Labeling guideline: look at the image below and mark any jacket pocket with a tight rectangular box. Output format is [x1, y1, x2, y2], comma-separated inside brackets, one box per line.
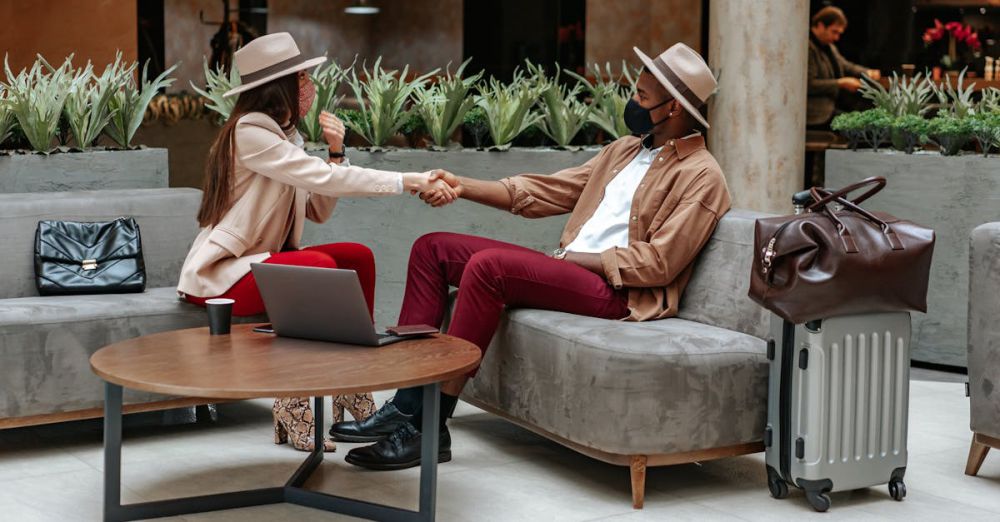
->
[207, 226, 250, 257]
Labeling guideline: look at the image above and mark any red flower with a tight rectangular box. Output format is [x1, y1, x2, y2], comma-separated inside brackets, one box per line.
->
[945, 21, 962, 32]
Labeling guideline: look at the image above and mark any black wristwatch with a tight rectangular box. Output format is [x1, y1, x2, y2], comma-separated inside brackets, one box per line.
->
[328, 149, 346, 158]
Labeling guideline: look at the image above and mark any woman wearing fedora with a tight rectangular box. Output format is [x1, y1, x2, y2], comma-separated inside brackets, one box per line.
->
[177, 32, 457, 453]
[331, 43, 734, 471]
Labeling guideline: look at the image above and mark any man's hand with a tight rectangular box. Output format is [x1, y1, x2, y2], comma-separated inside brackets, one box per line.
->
[418, 169, 463, 207]
[319, 110, 345, 153]
[837, 77, 862, 92]
[865, 69, 882, 81]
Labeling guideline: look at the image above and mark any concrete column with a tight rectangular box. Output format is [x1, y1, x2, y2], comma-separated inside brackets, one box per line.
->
[707, 0, 808, 214]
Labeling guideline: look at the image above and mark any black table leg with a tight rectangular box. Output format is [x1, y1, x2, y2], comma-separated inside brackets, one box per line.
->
[419, 382, 441, 521]
[101, 384, 440, 521]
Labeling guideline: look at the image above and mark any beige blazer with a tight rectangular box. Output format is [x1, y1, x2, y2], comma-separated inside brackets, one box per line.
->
[177, 112, 418, 298]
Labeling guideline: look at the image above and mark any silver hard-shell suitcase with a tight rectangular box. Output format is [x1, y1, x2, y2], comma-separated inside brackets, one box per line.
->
[764, 312, 910, 512]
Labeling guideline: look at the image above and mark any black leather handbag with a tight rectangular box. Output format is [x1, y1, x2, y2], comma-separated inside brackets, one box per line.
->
[34, 217, 147, 295]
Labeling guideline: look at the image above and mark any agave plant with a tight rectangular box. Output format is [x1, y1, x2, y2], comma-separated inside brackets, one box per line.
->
[2, 55, 75, 152]
[565, 62, 639, 140]
[474, 68, 543, 150]
[0, 87, 16, 147]
[411, 58, 482, 149]
[63, 57, 122, 148]
[859, 73, 932, 117]
[190, 58, 240, 122]
[526, 61, 591, 148]
[105, 60, 176, 148]
[346, 58, 438, 148]
[931, 68, 976, 118]
[980, 87, 1000, 114]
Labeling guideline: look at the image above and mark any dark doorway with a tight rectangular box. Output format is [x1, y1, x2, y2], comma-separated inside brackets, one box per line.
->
[137, 0, 165, 76]
[463, 0, 586, 81]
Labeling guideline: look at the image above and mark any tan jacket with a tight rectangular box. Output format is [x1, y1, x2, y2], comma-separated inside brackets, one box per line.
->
[177, 112, 417, 298]
[500, 134, 731, 321]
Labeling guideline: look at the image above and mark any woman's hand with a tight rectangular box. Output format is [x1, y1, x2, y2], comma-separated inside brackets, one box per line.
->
[319, 110, 345, 153]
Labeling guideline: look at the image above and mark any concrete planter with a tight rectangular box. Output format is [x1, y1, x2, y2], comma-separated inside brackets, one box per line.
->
[302, 147, 601, 325]
[825, 149, 1000, 368]
[0, 148, 169, 193]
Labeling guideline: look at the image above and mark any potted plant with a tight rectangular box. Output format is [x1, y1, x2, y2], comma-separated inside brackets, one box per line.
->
[922, 19, 981, 72]
[474, 67, 543, 151]
[565, 61, 639, 142]
[345, 58, 437, 150]
[526, 61, 591, 150]
[411, 58, 482, 151]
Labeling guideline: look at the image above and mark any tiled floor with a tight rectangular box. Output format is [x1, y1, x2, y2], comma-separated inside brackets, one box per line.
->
[1, 378, 997, 521]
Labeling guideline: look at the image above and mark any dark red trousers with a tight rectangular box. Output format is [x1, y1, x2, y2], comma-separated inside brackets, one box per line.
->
[185, 242, 377, 319]
[397, 233, 629, 360]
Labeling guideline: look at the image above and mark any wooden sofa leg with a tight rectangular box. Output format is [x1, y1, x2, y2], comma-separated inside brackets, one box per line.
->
[630, 455, 647, 509]
[966, 434, 991, 476]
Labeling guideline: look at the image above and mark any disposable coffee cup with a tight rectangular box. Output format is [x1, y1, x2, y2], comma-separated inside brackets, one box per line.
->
[205, 298, 235, 335]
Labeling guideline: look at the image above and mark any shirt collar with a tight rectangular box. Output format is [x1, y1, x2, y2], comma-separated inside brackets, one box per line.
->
[674, 133, 705, 160]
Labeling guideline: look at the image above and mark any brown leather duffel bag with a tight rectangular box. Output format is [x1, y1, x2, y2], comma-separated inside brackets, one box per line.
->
[748, 176, 935, 324]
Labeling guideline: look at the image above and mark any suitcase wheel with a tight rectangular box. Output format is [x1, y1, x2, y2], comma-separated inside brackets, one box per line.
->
[805, 489, 831, 512]
[765, 465, 789, 499]
[767, 476, 789, 499]
[889, 479, 906, 501]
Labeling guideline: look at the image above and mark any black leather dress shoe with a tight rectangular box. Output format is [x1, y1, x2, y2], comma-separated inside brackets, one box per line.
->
[329, 401, 413, 442]
[344, 423, 451, 471]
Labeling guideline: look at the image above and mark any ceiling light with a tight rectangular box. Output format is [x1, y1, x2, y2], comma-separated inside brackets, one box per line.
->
[345, 1, 379, 15]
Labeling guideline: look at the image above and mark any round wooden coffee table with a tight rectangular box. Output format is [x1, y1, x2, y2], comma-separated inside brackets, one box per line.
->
[90, 323, 480, 522]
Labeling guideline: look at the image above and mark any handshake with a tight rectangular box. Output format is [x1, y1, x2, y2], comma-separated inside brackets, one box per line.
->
[412, 170, 462, 208]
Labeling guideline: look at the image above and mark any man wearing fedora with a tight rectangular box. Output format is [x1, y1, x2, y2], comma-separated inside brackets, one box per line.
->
[332, 43, 732, 470]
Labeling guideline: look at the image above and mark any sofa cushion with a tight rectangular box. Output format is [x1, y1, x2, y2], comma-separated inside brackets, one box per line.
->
[0, 287, 245, 418]
[0, 188, 202, 299]
[678, 209, 772, 339]
[462, 308, 769, 456]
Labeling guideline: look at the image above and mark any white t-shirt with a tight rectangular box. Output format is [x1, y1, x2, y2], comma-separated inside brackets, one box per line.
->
[565, 144, 663, 253]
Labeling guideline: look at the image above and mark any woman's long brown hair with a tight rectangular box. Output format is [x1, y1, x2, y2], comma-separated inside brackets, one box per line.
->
[197, 73, 301, 227]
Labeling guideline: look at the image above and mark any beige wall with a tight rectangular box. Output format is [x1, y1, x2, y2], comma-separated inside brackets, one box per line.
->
[0, 0, 137, 74]
[586, 0, 702, 68]
[164, 0, 222, 92]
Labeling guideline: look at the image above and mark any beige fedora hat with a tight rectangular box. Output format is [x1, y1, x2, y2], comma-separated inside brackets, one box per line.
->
[223, 32, 326, 98]
[633, 43, 716, 129]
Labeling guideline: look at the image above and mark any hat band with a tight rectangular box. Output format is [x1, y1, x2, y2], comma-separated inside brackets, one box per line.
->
[653, 57, 705, 108]
[240, 53, 310, 85]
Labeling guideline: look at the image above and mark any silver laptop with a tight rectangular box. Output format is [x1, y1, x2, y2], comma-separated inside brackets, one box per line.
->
[251, 263, 409, 346]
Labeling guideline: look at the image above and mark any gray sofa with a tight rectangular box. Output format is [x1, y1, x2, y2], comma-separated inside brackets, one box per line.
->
[966, 222, 1000, 476]
[460, 209, 772, 508]
[0, 188, 226, 428]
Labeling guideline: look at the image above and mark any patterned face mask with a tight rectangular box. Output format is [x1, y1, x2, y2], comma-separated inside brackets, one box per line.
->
[298, 74, 316, 118]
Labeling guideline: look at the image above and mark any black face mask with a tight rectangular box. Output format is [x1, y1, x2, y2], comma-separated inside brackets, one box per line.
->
[623, 98, 670, 135]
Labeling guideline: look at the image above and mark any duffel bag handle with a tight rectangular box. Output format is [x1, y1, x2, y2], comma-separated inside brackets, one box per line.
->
[807, 176, 886, 211]
[810, 186, 905, 251]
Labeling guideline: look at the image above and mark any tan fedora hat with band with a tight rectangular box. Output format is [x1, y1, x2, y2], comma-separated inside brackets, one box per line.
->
[633, 43, 716, 129]
[223, 32, 326, 98]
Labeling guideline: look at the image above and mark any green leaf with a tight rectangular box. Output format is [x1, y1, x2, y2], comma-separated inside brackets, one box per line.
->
[346, 57, 439, 147]
[411, 58, 482, 147]
[473, 66, 543, 149]
[2, 54, 75, 152]
[190, 57, 240, 122]
[526, 61, 591, 148]
[106, 59, 176, 148]
[565, 61, 639, 140]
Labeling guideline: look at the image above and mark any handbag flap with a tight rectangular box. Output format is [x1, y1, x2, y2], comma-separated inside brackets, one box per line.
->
[35, 218, 142, 265]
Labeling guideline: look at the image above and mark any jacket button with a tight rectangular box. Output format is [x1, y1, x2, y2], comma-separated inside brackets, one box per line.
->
[631, 216, 638, 221]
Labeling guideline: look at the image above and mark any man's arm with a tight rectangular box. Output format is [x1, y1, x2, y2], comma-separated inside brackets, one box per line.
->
[422, 173, 511, 210]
